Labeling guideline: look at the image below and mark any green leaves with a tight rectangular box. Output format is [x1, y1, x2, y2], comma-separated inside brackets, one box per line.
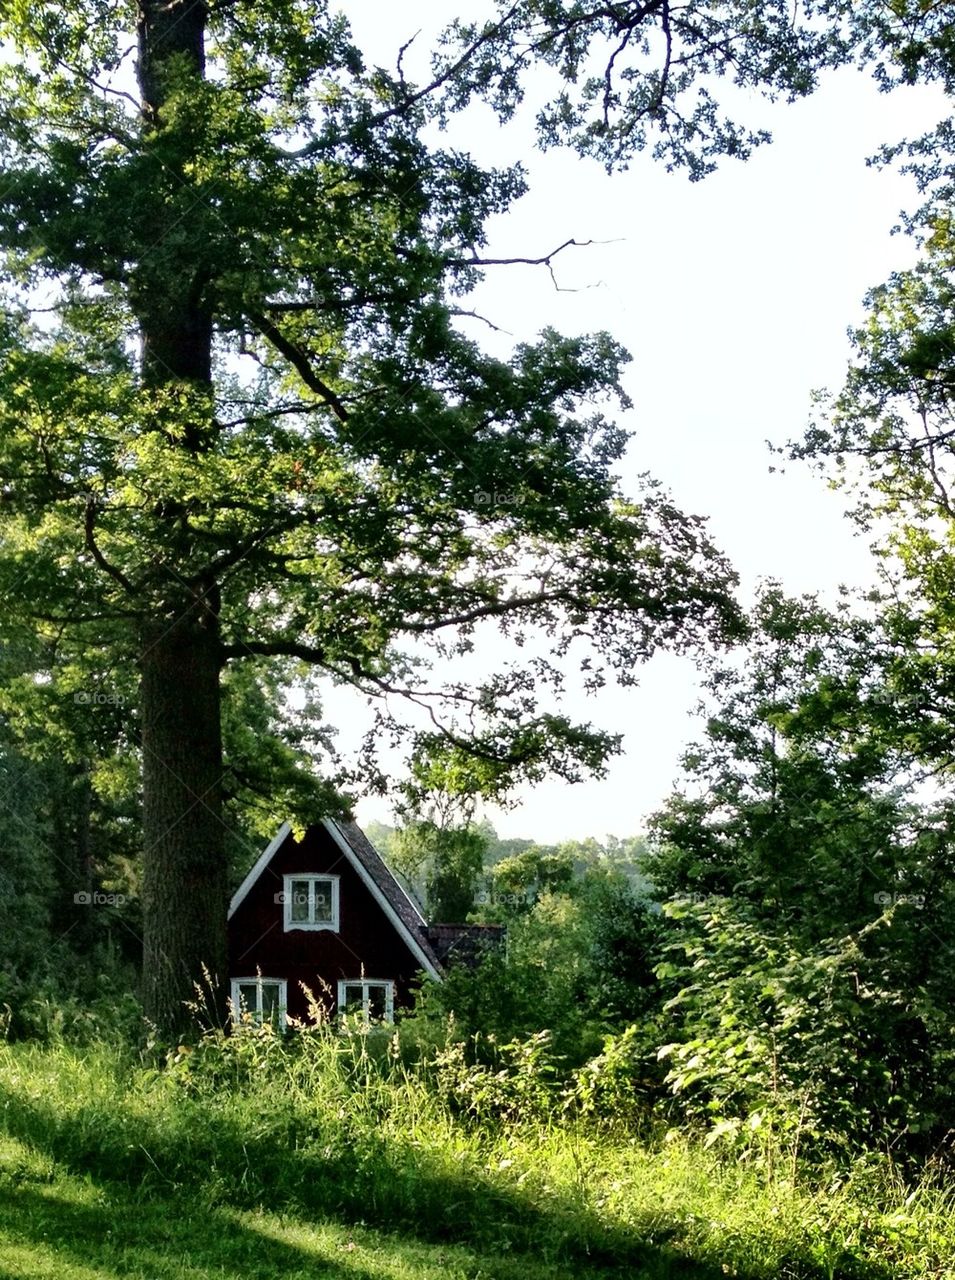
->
[651, 891, 955, 1158]
[0, 0, 748, 839]
[639, 583, 955, 1159]
[435, 0, 856, 175]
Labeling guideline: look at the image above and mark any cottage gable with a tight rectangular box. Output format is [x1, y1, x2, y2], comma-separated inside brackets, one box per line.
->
[227, 818, 442, 1025]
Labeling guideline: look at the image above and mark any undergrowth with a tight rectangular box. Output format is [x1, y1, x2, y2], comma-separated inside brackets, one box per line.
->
[0, 1020, 953, 1277]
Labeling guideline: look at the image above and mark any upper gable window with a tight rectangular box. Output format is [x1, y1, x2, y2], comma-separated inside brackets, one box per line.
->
[282, 874, 339, 931]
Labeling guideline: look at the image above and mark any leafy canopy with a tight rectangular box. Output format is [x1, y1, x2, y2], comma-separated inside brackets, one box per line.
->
[0, 0, 761, 815]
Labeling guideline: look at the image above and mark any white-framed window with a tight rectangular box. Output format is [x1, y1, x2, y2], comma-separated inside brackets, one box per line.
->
[337, 978, 395, 1024]
[230, 976, 288, 1027]
[281, 874, 340, 931]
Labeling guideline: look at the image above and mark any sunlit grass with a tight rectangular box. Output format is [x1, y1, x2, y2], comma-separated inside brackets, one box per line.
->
[0, 1034, 953, 1279]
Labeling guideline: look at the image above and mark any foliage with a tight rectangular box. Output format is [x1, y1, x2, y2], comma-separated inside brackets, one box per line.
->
[438, 1, 876, 177]
[0, 0, 790, 1027]
[414, 862, 662, 1063]
[789, 223, 955, 782]
[642, 588, 955, 1161]
[485, 842, 576, 909]
[384, 819, 488, 921]
[430, 1029, 560, 1124]
[0, 0, 748, 813]
[369, 816, 652, 915]
[0, 643, 341, 1022]
[0, 702, 142, 1030]
[568, 1022, 668, 1127]
[646, 587, 932, 938]
[654, 897, 955, 1164]
[0, 734, 57, 1005]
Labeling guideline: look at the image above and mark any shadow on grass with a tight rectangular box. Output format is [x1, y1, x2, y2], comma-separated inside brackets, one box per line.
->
[0, 1083, 893, 1280]
[0, 1177, 732, 1280]
[1, 1182, 377, 1280]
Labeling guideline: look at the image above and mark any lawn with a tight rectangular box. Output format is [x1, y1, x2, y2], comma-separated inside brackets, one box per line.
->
[0, 1129, 739, 1280]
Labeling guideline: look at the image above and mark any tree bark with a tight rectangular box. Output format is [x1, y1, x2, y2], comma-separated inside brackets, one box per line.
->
[136, 0, 226, 1035]
[140, 597, 226, 1032]
[137, 0, 206, 118]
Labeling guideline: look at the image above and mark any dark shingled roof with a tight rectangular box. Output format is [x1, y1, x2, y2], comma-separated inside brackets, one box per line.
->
[331, 818, 443, 975]
[426, 922, 506, 968]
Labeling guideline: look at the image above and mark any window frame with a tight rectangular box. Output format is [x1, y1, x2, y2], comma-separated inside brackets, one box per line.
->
[337, 978, 395, 1024]
[282, 873, 340, 932]
[230, 976, 288, 1027]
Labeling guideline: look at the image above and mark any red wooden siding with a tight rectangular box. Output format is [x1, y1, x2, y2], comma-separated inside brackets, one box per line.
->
[227, 824, 427, 1023]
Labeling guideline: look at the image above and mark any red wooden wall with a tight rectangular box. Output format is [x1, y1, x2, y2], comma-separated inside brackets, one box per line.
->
[227, 824, 426, 1023]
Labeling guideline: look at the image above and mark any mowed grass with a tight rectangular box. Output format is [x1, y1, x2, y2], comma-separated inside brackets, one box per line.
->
[0, 1034, 953, 1280]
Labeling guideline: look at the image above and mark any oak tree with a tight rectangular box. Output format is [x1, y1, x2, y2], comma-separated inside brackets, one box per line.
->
[0, 0, 929, 1032]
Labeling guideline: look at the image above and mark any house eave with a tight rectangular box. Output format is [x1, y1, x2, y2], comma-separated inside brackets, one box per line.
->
[228, 821, 292, 919]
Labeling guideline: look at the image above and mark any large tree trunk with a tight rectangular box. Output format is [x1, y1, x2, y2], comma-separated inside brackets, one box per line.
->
[136, 0, 226, 1034]
[140, 601, 226, 1033]
[137, 0, 206, 117]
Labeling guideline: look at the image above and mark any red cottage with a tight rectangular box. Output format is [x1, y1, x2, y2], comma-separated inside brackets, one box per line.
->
[227, 817, 444, 1025]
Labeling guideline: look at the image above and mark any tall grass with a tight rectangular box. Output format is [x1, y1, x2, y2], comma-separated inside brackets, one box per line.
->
[0, 1021, 953, 1278]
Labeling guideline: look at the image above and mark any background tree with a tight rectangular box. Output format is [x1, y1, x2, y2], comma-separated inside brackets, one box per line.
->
[646, 586, 922, 935]
[792, 229, 955, 766]
[641, 586, 955, 1157]
[384, 820, 488, 921]
[486, 843, 575, 909]
[417, 854, 661, 1063]
[0, 621, 332, 1028]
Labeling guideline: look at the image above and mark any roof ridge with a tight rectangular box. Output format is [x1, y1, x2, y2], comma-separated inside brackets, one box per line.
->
[329, 818, 442, 974]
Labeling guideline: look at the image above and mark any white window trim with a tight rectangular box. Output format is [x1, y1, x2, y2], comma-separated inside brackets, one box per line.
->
[282, 873, 340, 932]
[337, 978, 395, 1024]
[230, 976, 288, 1027]
[228, 820, 442, 983]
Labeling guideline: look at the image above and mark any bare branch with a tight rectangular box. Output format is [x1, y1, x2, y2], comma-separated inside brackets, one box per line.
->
[396, 29, 422, 86]
[452, 236, 596, 268]
[449, 307, 513, 335]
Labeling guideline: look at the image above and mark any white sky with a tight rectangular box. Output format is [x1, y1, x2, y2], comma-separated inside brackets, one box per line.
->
[325, 5, 950, 843]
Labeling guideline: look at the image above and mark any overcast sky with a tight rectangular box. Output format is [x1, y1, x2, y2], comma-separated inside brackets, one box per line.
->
[326, 4, 950, 843]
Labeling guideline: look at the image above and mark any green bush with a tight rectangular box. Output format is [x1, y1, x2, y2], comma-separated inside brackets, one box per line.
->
[652, 897, 955, 1165]
[411, 870, 662, 1065]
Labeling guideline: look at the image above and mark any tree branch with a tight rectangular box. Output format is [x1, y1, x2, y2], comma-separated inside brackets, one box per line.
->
[281, 3, 523, 157]
[449, 307, 513, 334]
[402, 588, 579, 633]
[221, 638, 329, 664]
[84, 499, 139, 595]
[451, 236, 597, 268]
[247, 311, 351, 422]
[918, 404, 954, 517]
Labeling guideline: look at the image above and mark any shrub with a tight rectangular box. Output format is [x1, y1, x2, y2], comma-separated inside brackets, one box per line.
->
[653, 897, 955, 1165]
